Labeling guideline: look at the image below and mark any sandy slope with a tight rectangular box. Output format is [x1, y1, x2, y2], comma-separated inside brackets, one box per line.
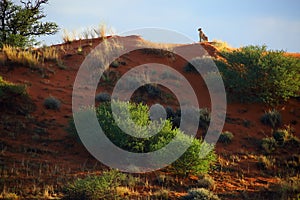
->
[0, 36, 299, 199]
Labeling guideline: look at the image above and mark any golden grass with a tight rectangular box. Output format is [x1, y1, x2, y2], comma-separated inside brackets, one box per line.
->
[95, 23, 107, 38]
[94, 23, 114, 38]
[211, 39, 234, 51]
[95, 38, 124, 70]
[62, 23, 114, 44]
[41, 46, 59, 61]
[2, 45, 63, 68]
[0, 192, 20, 200]
[62, 29, 77, 43]
[3, 45, 40, 68]
[116, 186, 139, 197]
[137, 39, 178, 52]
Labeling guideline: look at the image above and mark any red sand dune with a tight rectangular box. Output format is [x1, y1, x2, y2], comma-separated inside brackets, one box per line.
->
[0, 36, 299, 199]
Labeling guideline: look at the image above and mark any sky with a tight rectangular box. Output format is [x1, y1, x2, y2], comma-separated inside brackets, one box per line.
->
[37, 0, 300, 52]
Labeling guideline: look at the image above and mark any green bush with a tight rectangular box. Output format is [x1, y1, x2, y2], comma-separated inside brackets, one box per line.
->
[261, 109, 282, 128]
[0, 76, 27, 98]
[151, 189, 170, 200]
[170, 136, 216, 176]
[140, 84, 161, 98]
[91, 101, 175, 153]
[218, 131, 234, 144]
[69, 101, 216, 176]
[257, 155, 275, 170]
[95, 92, 111, 102]
[184, 56, 214, 73]
[110, 60, 120, 68]
[182, 188, 220, 200]
[272, 127, 300, 147]
[63, 170, 127, 200]
[269, 177, 300, 199]
[215, 45, 300, 105]
[261, 137, 277, 153]
[43, 96, 61, 110]
[272, 129, 290, 145]
[198, 108, 211, 131]
[196, 175, 215, 190]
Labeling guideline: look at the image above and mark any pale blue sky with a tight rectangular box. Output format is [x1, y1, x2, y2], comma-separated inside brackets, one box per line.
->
[39, 0, 300, 52]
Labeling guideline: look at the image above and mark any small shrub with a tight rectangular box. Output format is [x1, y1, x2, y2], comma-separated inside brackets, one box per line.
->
[115, 187, 131, 197]
[95, 92, 111, 102]
[160, 70, 180, 80]
[257, 155, 275, 170]
[63, 170, 127, 200]
[0, 76, 27, 98]
[288, 135, 300, 147]
[197, 175, 215, 190]
[142, 84, 161, 98]
[261, 137, 277, 153]
[165, 106, 175, 119]
[182, 188, 220, 200]
[261, 109, 282, 128]
[272, 129, 290, 145]
[141, 48, 173, 57]
[99, 70, 120, 86]
[273, 127, 300, 147]
[170, 136, 217, 176]
[57, 60, 68, 70]
[43, 96, 61, 110]
[199, 108, 211, 131]
[151, 189, 170, 200]
[77, 46, 83, 55]
[0, 76, 33, 113]
[218, 131, 234, 144]
[184, 56, 214, 74]
[110, 60, 120, 68]
[270, 177, 300, 199]
[203, 72, 224, 93]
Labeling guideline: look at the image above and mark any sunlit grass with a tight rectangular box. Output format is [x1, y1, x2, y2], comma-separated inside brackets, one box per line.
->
[3, 45, 40, 68]
[41, 46, 59, 61]
[137, 39, 178, 52]
[211, 39, 234, 51]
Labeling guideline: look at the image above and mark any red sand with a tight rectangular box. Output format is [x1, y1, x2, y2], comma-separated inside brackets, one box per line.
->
[0, 36, 299, 199]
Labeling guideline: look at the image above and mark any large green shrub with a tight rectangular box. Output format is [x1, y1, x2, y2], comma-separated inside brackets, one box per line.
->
[69, 101, 216, 176]
[215, 45, 300, 105]
[93, 101, 176, 153]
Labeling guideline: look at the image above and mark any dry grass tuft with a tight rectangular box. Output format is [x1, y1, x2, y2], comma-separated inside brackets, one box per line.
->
[211, 39, 234, 51]
[41, 46, 59, 62]
[3, 45, 40, 68]
[137, 39, 178, 52]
